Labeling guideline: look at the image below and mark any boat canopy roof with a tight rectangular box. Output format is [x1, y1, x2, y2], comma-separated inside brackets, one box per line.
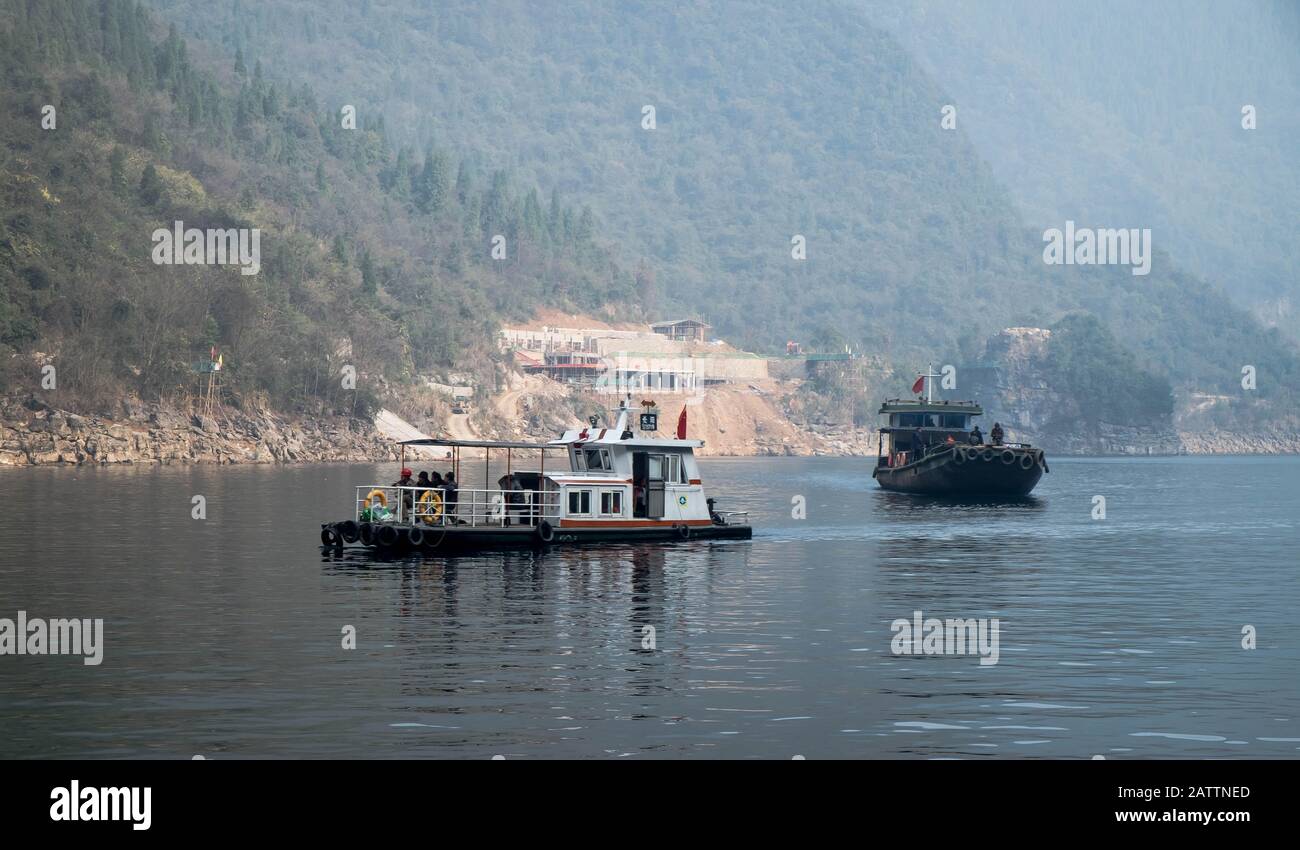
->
[398, 437, 552, 449]
[548, 429, 703, 449]
[878, 399, 983, 416]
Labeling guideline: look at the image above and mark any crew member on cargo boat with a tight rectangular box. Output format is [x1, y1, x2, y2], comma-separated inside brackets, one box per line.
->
[991, 422, 1004, 446]
[969, 425, 983, 445]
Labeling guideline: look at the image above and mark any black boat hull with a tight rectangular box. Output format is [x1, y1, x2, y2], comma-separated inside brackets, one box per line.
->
[321, 519, 752, 554]
[873, 445, 1046, 496]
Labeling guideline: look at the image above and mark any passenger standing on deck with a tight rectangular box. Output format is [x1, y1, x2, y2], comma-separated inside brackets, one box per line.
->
[970, 425, 983, 445]
[443, 472, 459, 523]
[991, 422, 1004, 446]
[509, 475, 527, 526]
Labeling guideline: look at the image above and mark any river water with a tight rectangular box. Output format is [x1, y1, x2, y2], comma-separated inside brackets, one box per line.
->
[1, 456, 1297, 759]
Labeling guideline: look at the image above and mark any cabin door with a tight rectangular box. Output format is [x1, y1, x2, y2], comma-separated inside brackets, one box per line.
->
[633, 452, 666, 519]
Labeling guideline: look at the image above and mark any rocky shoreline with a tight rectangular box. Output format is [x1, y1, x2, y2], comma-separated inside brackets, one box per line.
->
[1, 397, 1296, 467]
[0, 398, 396, 467]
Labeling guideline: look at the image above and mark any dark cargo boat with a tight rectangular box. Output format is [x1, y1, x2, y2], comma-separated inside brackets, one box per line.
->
[871, 369, 1048, 496]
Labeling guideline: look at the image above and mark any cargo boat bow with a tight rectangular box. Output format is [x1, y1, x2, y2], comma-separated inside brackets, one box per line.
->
[871, 368, 1048, 496]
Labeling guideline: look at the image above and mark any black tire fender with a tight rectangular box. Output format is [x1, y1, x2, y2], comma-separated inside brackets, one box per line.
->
[537, 520, 555, 543]
[376, 524, 399, 548]
[406, 525, 425, 547]
[321, 526, 341, 547]
[358, 522, 375, 546]
[337, 520, 360, 543]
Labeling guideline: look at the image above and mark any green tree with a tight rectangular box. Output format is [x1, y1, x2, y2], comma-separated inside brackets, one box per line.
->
[137, 162, 162, 205]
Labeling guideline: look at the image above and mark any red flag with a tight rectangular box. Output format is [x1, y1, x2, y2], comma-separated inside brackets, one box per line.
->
[676, 406, 687, 439]
[911, 375, 925, 394]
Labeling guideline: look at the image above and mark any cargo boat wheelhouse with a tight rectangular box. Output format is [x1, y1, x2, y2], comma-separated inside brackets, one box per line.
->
[320, 401, 752, 552]
[872, 368, 1049, 496]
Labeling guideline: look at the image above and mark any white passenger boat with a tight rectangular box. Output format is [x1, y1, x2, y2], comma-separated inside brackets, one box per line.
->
[320, 400, 752, 552]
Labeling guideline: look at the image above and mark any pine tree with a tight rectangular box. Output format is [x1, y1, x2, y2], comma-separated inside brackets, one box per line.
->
[138, 163, 163, 205]
[576, 206, 595, 243]
[522, 188, 544, 244]
[360, 248, 377, 295]
[455, 159, 472, 205]
[412, 147, 449, 215]
[109, 146, 128, 195]
[547, 188, 562, 242]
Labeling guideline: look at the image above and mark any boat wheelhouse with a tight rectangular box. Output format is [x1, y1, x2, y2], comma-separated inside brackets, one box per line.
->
[320, 401, 751, 552]
[872, 368, 1048, 496]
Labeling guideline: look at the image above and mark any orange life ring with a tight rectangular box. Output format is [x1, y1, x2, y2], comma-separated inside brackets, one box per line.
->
[417, 490, 443, 525]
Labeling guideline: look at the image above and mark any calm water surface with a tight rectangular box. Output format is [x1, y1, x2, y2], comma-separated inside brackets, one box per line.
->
[1, 456, 1298, 759]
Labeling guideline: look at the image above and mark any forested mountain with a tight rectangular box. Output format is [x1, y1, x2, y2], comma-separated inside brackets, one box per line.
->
[2, 0, 1297, 432]
[145, 0, 1299, 425]
[861, 0, 1300, 332]
[0, 0, 631, 413]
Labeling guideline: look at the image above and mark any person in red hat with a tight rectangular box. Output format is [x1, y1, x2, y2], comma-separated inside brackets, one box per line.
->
[391, 468, 415, 517]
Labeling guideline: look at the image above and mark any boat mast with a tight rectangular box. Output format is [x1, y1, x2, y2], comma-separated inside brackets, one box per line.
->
[922, 362, 940, 403]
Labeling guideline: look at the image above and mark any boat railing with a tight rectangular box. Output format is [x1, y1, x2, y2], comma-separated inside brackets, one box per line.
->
[354, 485, 562, 528]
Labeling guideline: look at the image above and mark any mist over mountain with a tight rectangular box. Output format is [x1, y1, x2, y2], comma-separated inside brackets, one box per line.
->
[147, 0, 1298, 421]
[861, 0, 1300, 332]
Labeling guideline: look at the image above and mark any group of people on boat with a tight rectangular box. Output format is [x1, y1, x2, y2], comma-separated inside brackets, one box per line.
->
[392, 467, 460, 521]
[962, 422, 1004, 446]
[390, 467, 543, 526]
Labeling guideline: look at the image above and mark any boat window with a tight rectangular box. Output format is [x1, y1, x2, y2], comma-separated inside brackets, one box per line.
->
[600, 490, 623, 516]
[940, 414, 968, 428]
[677, 454, 689, 483]
[647, 454, 664, 481]
[572, 449, 585, 471]
[583, 448, 609, 471]
[567, 489, 592, 515]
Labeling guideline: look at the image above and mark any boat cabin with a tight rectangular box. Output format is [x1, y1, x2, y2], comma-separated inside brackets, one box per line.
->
[876, 399, 983, 468]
